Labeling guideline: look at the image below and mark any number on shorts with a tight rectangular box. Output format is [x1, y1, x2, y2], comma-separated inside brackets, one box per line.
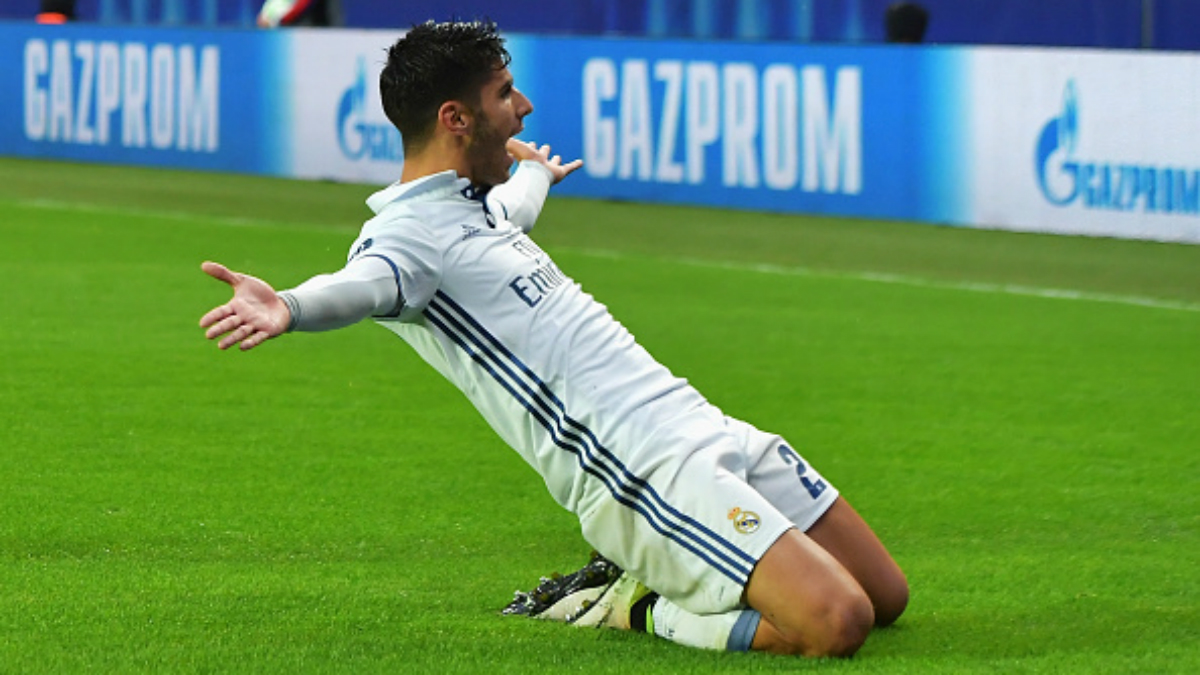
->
[776, 444, 828, 500]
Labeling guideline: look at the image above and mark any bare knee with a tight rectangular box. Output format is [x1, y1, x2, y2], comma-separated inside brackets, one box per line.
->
[803, 496, 911, 629]
[807, 591, 874, 657]
[873, 572, 910, 628]
[768, 590, 875, 658]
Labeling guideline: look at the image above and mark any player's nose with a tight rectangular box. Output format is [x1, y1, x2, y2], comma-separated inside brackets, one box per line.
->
[514, 87, 533, 118]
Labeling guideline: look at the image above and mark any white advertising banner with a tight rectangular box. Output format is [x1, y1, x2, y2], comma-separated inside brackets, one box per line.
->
[283, 28, 403, 186]
[967, 47, 1200, 243]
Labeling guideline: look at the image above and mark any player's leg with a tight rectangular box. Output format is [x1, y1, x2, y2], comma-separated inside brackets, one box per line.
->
[509, 530, 878, 657]
[741, 525, 875, 656]
[804, 497, 909, 627]
[502, 501, 877, 656]
[633, 462, 905, 656]
[640, 497, 906, 656]
[741, 499, 909, 654]
[735, 420, 908, 631]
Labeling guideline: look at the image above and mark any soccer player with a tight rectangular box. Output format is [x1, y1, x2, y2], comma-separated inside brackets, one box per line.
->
[199, 20, 908, 657]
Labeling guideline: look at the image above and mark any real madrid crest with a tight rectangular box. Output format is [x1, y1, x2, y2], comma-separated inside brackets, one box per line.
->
[728, 507, 760, 534]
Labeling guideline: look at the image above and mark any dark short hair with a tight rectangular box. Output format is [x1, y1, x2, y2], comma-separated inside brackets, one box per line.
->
[380, 20, 511, 153]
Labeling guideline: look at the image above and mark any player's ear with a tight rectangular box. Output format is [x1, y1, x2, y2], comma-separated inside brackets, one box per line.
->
[438, 101, 472, 137]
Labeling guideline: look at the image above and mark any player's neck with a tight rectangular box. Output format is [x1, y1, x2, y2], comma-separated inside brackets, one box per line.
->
[400, 140, 473, 185]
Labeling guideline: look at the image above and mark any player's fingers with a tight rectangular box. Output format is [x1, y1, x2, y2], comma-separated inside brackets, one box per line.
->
[217, 324, 254, 350]
[551, 158, 584, 183]
[240, 330, 270, 351]
[201, 261, 238, 286]
[235, 324, 257, 343]
[505, 138, 534, 156]
[199, 304, 232, 329]
[204, 313, 242, 339]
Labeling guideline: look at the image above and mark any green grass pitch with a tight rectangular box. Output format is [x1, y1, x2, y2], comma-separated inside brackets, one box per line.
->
[0, 157, 1197, 673]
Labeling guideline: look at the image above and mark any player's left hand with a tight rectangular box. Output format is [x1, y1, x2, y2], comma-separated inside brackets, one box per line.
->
[507, 139, 583, 184]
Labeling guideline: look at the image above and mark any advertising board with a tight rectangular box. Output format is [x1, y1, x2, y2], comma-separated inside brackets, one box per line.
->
[2, 22, 1198, 242]
[966, 48, 1200, 243]
[1, 22, 288, 174]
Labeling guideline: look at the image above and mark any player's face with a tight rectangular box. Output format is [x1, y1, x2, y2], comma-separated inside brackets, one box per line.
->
[466, 66, 533, 187]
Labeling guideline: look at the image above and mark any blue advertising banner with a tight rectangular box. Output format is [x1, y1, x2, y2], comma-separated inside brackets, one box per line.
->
[0, 22, 288, 175]
[511, 36, 971, 223]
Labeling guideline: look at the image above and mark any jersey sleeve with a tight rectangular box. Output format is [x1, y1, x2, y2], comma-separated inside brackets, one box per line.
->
[345, 215, 443, 321]
[278, 255, 400, 333]
[486, 161, 554, 233]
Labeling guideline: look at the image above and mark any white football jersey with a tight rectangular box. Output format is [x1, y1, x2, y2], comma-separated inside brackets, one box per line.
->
[351, 165, 710, 516]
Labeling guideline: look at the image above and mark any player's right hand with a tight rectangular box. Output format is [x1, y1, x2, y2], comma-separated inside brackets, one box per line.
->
[506, 139, 583, 185]
[198, 261, 290, 351]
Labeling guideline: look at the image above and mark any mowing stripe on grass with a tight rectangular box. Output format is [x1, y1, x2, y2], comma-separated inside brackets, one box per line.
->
[559, 247, 1200, 314]
[10, 197, 351, 233]
[12, 196, 1198, 314]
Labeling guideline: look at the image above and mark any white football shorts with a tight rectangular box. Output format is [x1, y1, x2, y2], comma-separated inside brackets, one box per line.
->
[576, 405, 840, 615]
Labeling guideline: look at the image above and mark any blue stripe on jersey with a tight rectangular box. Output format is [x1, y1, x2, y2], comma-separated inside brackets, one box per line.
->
[424, 305, 753, 587]
[429, 290, 757, 577]
[424, 291, 756, 585]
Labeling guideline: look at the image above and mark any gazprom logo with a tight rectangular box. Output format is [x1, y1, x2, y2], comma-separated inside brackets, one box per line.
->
[336, 58, 402, 163]
[23, 38, 219, 152]
[581, 58, 861, 194]
[1035, 80, 1199, 215]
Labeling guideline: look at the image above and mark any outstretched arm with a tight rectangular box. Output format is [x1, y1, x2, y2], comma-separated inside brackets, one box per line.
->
[199, 256, 401, 351]
[490, 140, 583, 232]
[199, 261, 290, 351]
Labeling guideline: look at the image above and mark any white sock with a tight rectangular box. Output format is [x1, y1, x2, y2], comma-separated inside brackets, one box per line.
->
[649, 597, 761, 651]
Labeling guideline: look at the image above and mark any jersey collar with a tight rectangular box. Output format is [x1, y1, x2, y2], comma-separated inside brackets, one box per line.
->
[366, 170, 473, 214]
